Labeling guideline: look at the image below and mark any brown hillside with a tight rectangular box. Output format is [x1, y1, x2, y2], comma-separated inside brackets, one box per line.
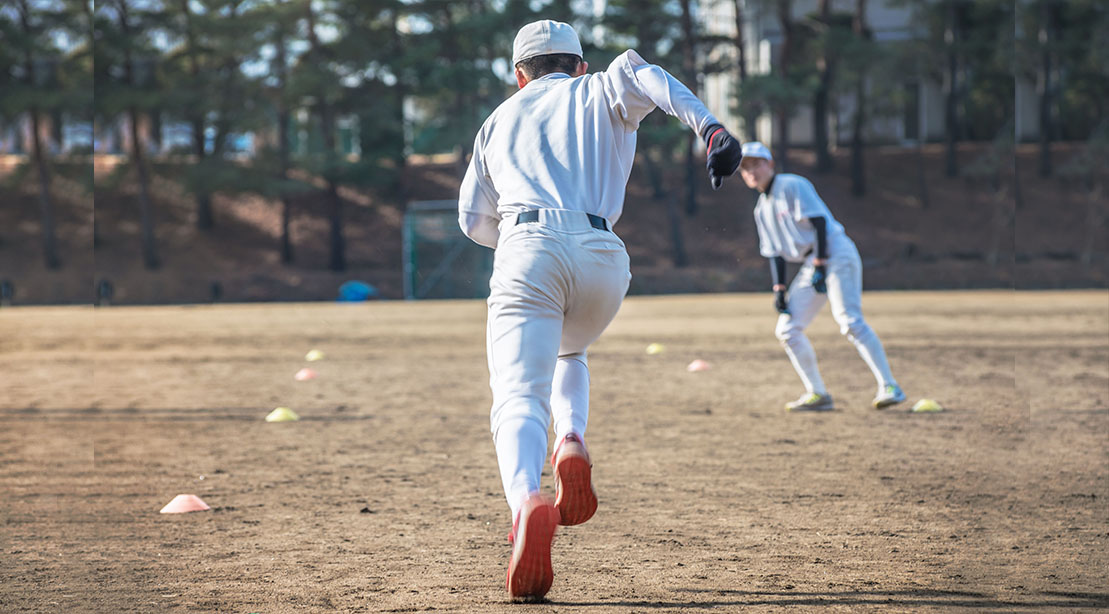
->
[0, 144, 1103, 305]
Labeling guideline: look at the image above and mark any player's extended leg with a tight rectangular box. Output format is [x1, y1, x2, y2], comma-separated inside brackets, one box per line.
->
[549, 354, 598, 527]
[486, 226, 569, 601]
[777, 265, 833, 411]
[487, 279, 564, 520]
[826, 249, 905, 408]
[547, 227, 630, 526]
[551, 353, 589, 442]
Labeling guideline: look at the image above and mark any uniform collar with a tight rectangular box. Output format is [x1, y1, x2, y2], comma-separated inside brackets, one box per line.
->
[536, 72, 572, 81]
[760, 174, 776, 195]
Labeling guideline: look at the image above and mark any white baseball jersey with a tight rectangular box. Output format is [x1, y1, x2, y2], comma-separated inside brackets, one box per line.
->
[459, 50, 719, 248]
[753, 173, 848, 262]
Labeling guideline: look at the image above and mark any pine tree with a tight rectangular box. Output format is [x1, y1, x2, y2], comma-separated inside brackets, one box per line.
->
[0, 0, 84, 269]
[602, 0, 690, 266]
[95, 0, 164, 269]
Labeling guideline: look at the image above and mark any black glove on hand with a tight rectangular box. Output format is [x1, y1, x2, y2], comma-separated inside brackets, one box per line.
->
[811, 265, 828, 294]
[701, 123, 741, 190]
[774, 289, 789, 314]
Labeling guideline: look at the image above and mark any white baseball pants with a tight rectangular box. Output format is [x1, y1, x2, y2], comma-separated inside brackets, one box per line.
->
[486, 209, 631, 519]
[775, 238, 897, 395]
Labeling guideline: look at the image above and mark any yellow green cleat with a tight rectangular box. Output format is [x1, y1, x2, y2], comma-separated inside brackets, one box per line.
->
[873, 384, 907, 409]
[786, 392, 835, 412]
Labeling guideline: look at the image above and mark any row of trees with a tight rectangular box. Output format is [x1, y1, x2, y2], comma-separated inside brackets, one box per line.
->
[2, 0, 1106, 272]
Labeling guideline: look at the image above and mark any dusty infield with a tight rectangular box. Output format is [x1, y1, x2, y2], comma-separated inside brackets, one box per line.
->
[2, 291, 1107, 613]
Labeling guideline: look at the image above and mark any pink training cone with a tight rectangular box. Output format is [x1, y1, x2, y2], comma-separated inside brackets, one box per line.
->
[686, 359, 712, 372]
[294, 367, 317, 381]
[160, 494, 211, 514]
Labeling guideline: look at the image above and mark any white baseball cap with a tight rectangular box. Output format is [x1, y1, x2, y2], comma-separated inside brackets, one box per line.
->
[741, 141, 773, 162]
[512, 20, 583, 66]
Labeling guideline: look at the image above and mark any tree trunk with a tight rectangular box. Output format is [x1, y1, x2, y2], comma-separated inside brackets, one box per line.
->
[180, 0, 214, 229]
[733, 0, 754, 140]
[30, 109, 59, 269]
[915, 138, 930, 208]
[275, 19, 294, 264]
[642, 145, 666, 200]
[129, 109, 159, 269]
[850, 0, 867, 196]
[17, 1, 58, 269]
[1037, 0, 1053, 177]
[665, 196, 688, 268]
[678, 0, 698, 216]
[278, 113, 294, 265]
[685, 136, 697, 216]
[118, 0, 159, 269]
[306, 2, 344, 272]
[814, 0, 833, 173]
[1081, 180, 1103, 269]
[209, 1, 242, 159]
[643, 146, 686, 266]
[192, 117, 214, 229]
[943, 0, 959, 178]
[850, 80, 865, 196]
[775, 0, 793, 170]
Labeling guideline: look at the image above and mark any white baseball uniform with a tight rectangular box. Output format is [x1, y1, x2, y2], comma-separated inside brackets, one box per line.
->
[753, 173, 898, 396]
[459, 50, 719, 518]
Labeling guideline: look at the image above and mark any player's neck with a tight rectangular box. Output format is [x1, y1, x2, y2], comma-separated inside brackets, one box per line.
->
[759, 174, 776, 194]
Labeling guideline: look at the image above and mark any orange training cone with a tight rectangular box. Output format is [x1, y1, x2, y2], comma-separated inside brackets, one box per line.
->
[160, 494, 211, 514]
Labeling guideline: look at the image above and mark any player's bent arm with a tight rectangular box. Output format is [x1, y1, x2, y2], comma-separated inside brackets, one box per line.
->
[458, 133, 502, 249]
[600, 50, 718, 135]
[809, 216, 828, 261]
[631, 61, 719, 136]
[769, 256, 787, 291]
[459, 211, 501, 249]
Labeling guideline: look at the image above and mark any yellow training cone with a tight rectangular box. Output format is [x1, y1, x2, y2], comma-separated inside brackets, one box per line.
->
[912, 399, 944, 413]
[305, 349, 325, 362]
[265, 407, 300, 422]
[645, 343, 665, 355]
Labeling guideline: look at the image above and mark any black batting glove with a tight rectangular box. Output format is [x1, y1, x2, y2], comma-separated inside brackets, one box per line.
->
[701, 123, 741, 190]
[811, 265, 828, 294]
[774, 289, 790, 314]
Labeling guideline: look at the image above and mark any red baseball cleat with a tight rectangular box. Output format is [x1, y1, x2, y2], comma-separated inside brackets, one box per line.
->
[551, 433, 597, 526]
[506, 494, 559, 602]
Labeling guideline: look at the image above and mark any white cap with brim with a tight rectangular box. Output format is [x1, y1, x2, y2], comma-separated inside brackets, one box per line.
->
[741, 141, 773, 162]
[512, 20, 583, 66]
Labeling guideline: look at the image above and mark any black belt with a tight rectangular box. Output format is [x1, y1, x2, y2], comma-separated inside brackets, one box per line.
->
[516, 210, 609, 232]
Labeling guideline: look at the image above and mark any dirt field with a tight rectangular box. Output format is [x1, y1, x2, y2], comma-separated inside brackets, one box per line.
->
[2, 291, 1107, 613]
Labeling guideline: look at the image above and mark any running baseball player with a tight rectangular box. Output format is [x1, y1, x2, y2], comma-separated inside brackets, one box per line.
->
[458, 20, 741, 601]
[738, 141, 905, 412]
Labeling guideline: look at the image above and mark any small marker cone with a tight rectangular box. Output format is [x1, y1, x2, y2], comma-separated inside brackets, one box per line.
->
[646, 343, 665, 355]
[686, 359, 712, 372]
[305, 349, 324, 362]
[160, 494, 210, 514]
[294, 367, 317, 381]
[265, 407, 300, 422]
[912, 399, 944, 413]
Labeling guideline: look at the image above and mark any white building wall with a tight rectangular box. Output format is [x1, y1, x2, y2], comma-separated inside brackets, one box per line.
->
[1014, 77, 1040, 143]
[699, 0, 966, 148]
[920, 78, 946, 141]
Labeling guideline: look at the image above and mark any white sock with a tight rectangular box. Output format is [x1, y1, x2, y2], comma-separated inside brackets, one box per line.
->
[782, 334, 828, 395]
[494, 416, 548, 519]
[847, 324, 896, 389]
[551, 355, 589, 441]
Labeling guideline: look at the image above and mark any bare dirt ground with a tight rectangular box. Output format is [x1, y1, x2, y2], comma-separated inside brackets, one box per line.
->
[2, 291, 1107, 613]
